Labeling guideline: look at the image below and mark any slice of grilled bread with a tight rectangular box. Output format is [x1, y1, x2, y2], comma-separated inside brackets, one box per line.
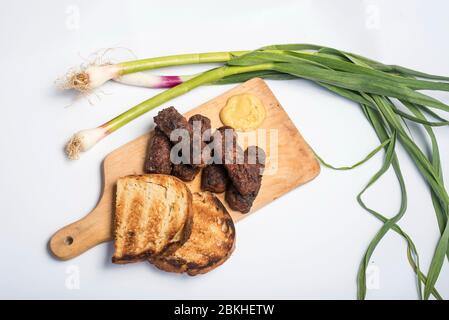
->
[112, 174, 193, 264]
[150, 192, 236, 275]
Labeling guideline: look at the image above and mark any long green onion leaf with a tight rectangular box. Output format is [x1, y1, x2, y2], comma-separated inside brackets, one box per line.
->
[313, 139, 390, 171]
[64, 45, 449, 300]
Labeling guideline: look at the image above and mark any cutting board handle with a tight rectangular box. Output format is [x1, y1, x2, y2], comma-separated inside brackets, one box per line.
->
[49, 200, 113, 260]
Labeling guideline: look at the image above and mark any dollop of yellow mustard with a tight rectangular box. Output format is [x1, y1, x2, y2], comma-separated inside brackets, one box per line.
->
[219, 94, 266, 132]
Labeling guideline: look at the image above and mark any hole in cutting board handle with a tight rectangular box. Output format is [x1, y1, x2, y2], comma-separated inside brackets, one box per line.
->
[64, 236, 74, 246]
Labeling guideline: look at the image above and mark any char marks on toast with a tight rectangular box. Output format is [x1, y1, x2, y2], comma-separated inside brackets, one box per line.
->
[150, 192, 235, 275]
[112, 175, 192, 264]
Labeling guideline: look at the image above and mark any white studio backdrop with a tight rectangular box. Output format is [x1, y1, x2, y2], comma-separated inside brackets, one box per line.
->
[0, 0, 448, 299]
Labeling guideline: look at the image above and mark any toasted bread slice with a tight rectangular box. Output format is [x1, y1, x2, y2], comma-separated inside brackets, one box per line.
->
[150, 192, 236, 275]
[112, 174, 193, 264]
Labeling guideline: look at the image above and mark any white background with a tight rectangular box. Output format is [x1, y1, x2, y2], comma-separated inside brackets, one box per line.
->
[1, 0, 449, 299]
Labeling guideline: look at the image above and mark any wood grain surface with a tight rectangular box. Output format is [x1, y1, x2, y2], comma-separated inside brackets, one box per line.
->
[50, 78, 320, 260]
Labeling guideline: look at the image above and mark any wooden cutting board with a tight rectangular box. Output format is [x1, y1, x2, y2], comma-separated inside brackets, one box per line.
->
[50, 78, 320, 260]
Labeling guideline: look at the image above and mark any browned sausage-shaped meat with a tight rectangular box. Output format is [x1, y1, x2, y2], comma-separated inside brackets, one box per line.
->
[225, 184, 255, 214]
[154, 107, 211, 168]
[201, 164, 229, 193]
[211, 126, 261, 196]
[144, 127, 172, 174]
[171, 164, 201, 182]
[225, 163, 260, 196]
[189, 114, 211, 138]
[210, 126, 240, 165]
[224, 145, 264, 197]
[153, 106, 192, 141]
[173, 114, 213, 182]
[189, 114, 212, 165]
[154, 107, 195, 166]
[245, 145, 266, 172]
[225, 146, 266, 213]
[199, 126, 235, 194]
[171, 114, 212, 182]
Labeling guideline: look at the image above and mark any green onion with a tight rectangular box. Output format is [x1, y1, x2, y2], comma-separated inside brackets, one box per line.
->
[60, 51, 248, 92]
[313, 139, 391, 171]
[66, 63, 273, 159]
[64, 44, 449, 299]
